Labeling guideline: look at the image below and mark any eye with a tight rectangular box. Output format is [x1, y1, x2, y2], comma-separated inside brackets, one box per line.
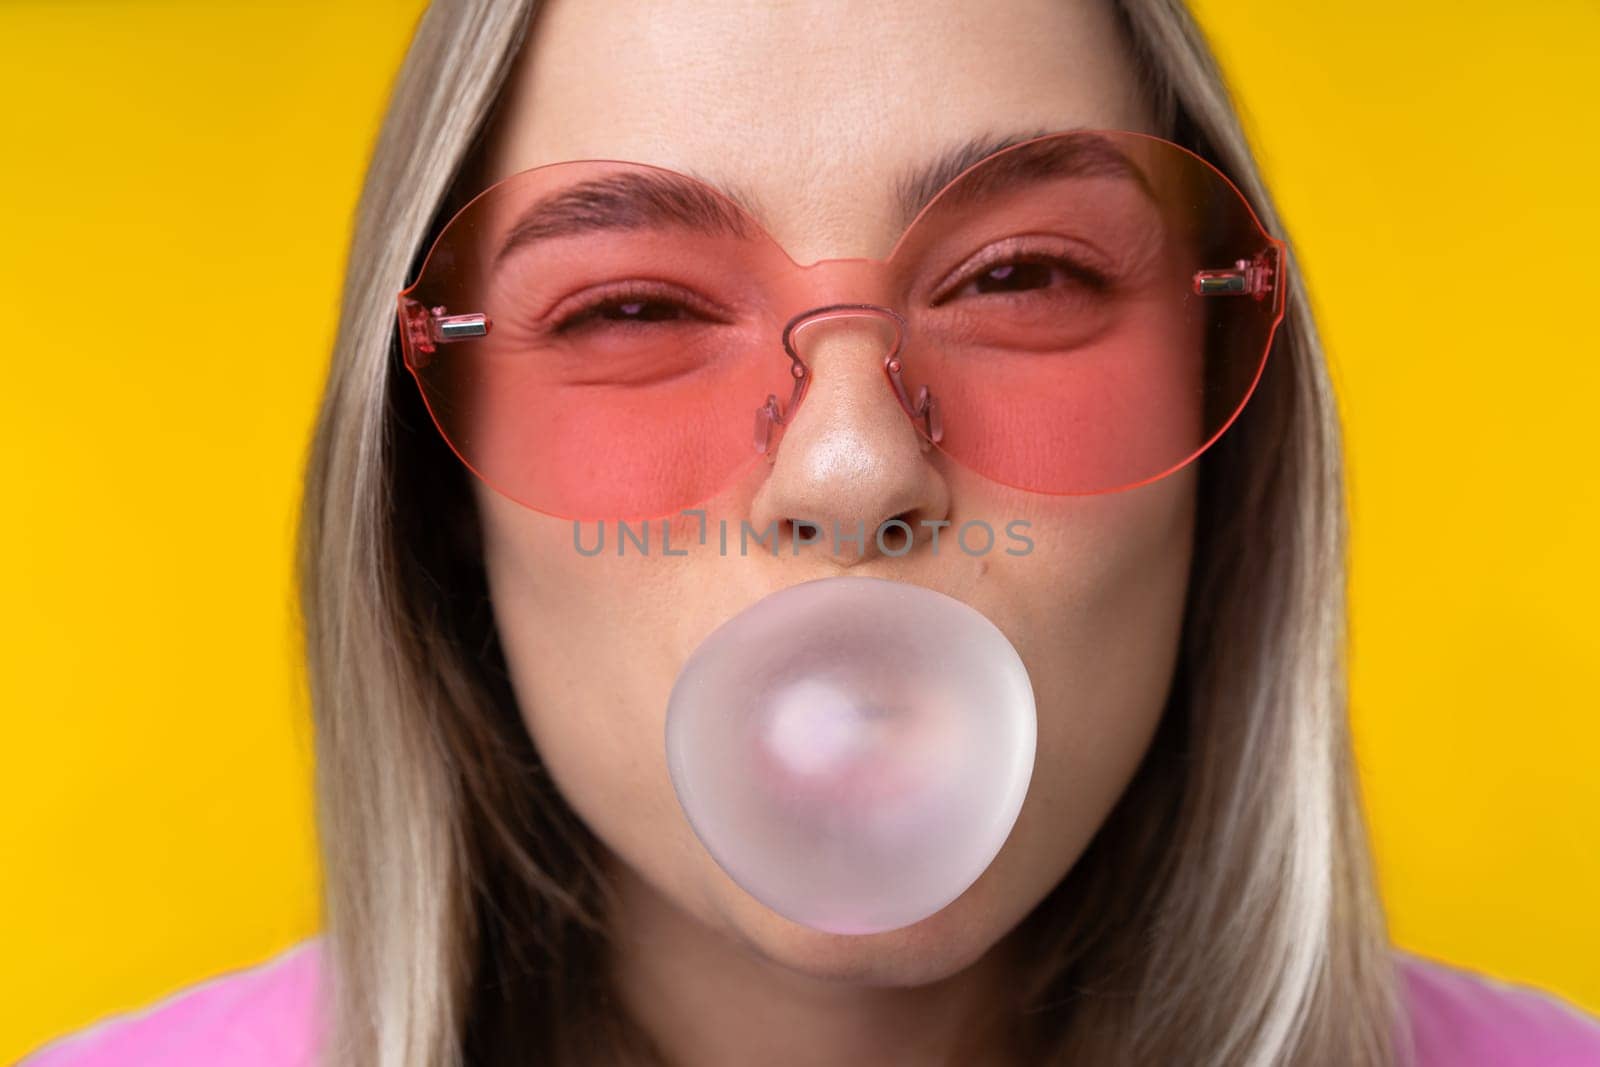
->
[928, 235, 1116, 308]
[939, 253, 1109, 303]
[547, 282, 725, 334]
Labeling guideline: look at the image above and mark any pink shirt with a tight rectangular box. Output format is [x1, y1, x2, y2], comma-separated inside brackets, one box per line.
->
[19, 939, 1600, 1065]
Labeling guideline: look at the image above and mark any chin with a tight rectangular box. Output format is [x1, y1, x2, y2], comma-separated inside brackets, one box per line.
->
[722, 875, 1010, 987]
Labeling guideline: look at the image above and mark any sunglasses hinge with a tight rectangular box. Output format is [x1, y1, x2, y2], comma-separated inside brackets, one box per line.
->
[1193, 247, 1278, 301]
[398, 298, 492, 369]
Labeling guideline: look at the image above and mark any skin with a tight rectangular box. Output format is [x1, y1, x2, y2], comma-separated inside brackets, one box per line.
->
[471, 1, 1194, 1063]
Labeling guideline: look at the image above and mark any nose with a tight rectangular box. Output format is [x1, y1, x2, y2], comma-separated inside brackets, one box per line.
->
[748, 307, 951, 566]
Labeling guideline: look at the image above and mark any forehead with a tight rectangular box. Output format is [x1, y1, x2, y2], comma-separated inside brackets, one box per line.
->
[479, 0, 1153, 261]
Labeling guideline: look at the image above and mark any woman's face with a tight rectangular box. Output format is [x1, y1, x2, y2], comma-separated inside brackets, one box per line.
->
[473, 0, 1193, 986]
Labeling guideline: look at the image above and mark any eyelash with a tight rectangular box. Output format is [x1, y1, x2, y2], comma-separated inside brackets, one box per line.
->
[931, 241, 1113, 306]
[546, 281, 725, 334]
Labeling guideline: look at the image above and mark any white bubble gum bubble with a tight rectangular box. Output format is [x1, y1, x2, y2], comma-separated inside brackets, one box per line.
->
[664, 575, 1037, 935]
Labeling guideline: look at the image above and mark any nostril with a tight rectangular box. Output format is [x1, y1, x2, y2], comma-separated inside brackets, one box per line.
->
[876, 509, 920, 554]
[785, 517, 825, 546]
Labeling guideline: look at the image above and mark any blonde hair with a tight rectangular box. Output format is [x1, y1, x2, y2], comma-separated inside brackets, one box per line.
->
[297, 1, 1408, 1063]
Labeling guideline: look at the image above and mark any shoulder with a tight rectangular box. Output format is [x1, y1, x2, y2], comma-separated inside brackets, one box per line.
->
[19, 939, 324, 1067]
[1396, 948, 1600, 1066]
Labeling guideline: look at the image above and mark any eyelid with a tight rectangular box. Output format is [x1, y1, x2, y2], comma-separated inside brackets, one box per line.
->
[925, 234, 1115, 304]
[543, 279, 734, 330]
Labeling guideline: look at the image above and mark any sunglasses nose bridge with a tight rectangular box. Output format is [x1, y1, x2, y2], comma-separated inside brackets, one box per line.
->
[780, 302, 904, 365]
[768, 303, 941, 456]
[782, 303, 904, 418]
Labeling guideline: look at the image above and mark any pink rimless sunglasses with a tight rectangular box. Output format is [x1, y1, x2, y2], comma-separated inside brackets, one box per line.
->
[397, 129, 1286, 521]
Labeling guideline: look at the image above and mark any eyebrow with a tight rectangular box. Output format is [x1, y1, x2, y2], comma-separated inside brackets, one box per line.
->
[492, 128, 1138, 266]
[493, 169, 757, 269]
[895, 128, 1144, 222]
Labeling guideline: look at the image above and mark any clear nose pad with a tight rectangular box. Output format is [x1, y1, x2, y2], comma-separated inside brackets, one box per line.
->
[757, 304, 939, 457]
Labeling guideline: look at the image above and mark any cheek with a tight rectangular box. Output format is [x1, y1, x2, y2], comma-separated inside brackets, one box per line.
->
[474, 485, 728, 904]
[982, 467, 1195, 895]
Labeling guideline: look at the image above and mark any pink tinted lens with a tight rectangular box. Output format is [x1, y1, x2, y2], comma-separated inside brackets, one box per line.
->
[399, 160, 798, 521]
[885, 129, 1284, 495]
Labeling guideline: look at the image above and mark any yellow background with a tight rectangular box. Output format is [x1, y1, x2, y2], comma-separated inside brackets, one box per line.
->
[2, 1, 1596, 1060]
